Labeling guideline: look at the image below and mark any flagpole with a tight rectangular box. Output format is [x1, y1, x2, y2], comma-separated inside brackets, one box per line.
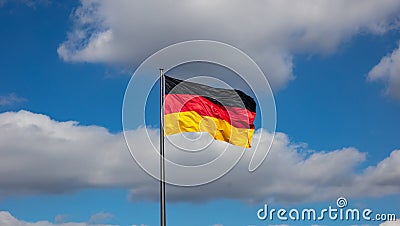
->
[159, 68, 166, 226]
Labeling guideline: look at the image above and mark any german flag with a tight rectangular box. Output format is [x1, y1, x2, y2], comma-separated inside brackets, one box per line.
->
[164, 75, 256, 148]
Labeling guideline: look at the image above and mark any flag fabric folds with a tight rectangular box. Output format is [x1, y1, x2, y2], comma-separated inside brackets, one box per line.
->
[164, 75, 256, 148]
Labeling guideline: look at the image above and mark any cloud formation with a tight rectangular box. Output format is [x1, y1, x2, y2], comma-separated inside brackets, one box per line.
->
[0, 93, 27, 106]
[0, 110, 399, 203]
[0, 211, 113, 226]
[0, 110, 145, 197]
[58, 0, 400, 90]
[88, 212, 113, 224]
[380, 219, 400, 226]
[368, 42, 400, 100]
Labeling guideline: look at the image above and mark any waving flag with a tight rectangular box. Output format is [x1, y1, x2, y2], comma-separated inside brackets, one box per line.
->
[164, 75, 256, 148]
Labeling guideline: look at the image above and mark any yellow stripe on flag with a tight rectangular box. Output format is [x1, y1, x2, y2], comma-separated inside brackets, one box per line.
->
[164, 111, 254, 148]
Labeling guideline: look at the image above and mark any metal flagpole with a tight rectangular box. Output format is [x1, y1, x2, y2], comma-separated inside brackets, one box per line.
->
[159, 68, 166, 226]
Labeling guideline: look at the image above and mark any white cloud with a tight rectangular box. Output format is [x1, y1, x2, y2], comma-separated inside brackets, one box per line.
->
[0, 110, 400, 203]
[368, 42, 400, 100]
[58, 0, 400, 90]
[0, 110, 148, 197]
[88, 213, 113, 224]
[0, 93, 27, 106]
[54, 215, 69, 224]
[380, 219, 400, 226]
[0, 211, 113, 226]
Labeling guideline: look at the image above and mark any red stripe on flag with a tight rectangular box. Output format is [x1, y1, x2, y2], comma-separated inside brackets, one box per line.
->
[164, 94, 255, 129]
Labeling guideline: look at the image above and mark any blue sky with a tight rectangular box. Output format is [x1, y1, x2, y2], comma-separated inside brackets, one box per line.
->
[1, 1, 400, 226]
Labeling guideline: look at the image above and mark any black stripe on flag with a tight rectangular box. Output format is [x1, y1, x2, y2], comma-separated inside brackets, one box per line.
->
[165, 75, 256, 113]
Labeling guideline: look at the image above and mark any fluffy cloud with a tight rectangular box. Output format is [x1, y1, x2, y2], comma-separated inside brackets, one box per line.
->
[380, 219, 400, 226]
[58, 0, 400, 90]
[0, 211, 113, 226]
[0, 110, 148, 197]
[88, 213, 113, 224]
[0, 110, 400, 203]
[368, 42, 400, 100]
